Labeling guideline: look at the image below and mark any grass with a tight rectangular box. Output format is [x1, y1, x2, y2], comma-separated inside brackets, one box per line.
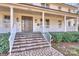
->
[0, 33, 10, 55]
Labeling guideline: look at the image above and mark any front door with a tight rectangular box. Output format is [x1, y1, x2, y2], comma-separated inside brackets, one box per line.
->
[22, 16, 33, 32]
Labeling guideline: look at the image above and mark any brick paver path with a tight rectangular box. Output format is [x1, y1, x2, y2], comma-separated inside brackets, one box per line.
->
[11, 47, 63, 56]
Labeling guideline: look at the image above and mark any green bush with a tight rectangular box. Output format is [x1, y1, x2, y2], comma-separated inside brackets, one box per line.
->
[62, 32, 77, 42]
[0, 33, 9, 54]
[52, 32, 63, 43]
[50, 32, 79, 43]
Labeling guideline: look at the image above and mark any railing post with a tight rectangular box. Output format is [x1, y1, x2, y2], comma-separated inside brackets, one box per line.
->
[76, 17, 78, 31]
[64, 15, 67, 32]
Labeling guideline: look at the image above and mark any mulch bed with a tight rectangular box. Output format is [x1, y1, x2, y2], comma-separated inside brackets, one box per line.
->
[0, 52, 9, 56]
[51, 41, 79, 56]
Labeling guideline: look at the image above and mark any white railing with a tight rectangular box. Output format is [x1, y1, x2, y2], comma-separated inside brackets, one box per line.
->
[41, 32, 52, 48]
[9, 24, 17, 54]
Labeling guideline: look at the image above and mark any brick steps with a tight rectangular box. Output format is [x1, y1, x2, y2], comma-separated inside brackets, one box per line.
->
[12, 43, 49, 50]
[11, 32, 50, 54]
[11, 45, 49, 53]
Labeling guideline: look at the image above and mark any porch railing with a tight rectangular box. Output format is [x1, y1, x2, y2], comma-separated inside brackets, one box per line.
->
[41, 32, 52, 48]
[9, 24, 17, 54]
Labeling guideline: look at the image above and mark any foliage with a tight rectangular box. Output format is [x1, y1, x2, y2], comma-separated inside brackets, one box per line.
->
[51, 32, 63, 43]
[50, 32, 79, 43]
[0, 33, 10, 54]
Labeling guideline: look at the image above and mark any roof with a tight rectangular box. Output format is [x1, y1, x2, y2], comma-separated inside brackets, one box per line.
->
[19, 3, 78, 15]
[52, 3, 78, 9]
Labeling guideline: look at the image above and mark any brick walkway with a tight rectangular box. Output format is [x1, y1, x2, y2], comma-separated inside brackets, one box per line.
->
[11, 47, 63, 56]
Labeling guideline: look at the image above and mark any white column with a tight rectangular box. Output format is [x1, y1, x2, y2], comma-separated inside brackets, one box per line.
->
[64, 15, 67, 32]
[76, 17, 78, 31]
[42, 12, 45, 33]
[10, 6, 14, 31]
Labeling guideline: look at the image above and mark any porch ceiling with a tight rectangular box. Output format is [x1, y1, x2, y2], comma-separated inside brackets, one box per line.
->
[14, 8, 42, 16]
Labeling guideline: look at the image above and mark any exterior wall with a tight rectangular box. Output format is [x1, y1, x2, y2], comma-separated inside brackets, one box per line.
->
[44, 16, 65, 32]
[32, 3, 41, 6]
[31, 3, 77, 13]
[50, 4, 77, 13]
[0, 11, 77, 33]
[0, 11, 10, 33]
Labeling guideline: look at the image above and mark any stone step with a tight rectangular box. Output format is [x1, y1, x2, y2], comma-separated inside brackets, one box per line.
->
[13, 41, 47, 45]
[12, 42, 49, 49]
[11, 44, 49, 53]
[14, 39, 46, 42]
[15, 37, 43, 39]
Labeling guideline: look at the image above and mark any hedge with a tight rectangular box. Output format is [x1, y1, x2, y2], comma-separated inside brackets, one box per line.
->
[50, 32, 79, 43]
[0, 33, 10, 54]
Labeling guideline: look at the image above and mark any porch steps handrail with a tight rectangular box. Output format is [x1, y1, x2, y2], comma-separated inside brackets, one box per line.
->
[9, 24, 17, 55]
[41, 32, 52, 48]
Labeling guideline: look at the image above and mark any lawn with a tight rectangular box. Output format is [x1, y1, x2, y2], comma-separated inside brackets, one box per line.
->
[50, 32, 79, 56]
[0, 33, 10, 56]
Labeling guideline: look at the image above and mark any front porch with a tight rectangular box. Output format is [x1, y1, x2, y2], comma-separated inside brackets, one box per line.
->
[0, 4, 78, 33]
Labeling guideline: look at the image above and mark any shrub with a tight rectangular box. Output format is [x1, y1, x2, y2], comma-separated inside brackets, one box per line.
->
[0, 33, 9, 54]
[51, 32, 79, 43]
[53, 33, 63, 43]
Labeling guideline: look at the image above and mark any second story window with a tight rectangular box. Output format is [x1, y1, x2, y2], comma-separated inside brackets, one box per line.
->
[46, 4, 49, 8]
[68, 9, 71, 12]
[41, 3, 49, 8]
[41, 3, 45, 7]
[58, 6, 62, 10]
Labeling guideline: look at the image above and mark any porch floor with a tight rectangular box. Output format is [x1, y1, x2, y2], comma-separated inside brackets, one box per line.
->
[10, 32, 63, 56]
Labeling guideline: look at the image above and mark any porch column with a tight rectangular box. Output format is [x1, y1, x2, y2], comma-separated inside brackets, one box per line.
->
[42, 12, 45, 33]
[64, 15, 67, 32]
[10, 6, 14, 31]
[76, 17, 79, 31]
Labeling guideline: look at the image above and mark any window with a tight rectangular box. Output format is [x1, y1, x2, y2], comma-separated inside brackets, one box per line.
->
[68, 21, 71, 27]
[3, 15, 10, 28]
[68, 9, 71, 12]
[4, 15, 10, 19]
[40, 19, 42, 25]
[73, 20, 76, 26]
[46, 4, 49, 8]
[46, 19, 50, 28]
[41, 3, 45, 7]
[41, 3, 49, 8]
[3, 15, 10, 23]
[58, 6, 62, 10]
[58, 20, 62, 28]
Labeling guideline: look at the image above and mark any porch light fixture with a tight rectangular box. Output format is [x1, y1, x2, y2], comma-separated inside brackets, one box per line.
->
[35, 19, 37, 23]
[16, 17, 19, 22]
